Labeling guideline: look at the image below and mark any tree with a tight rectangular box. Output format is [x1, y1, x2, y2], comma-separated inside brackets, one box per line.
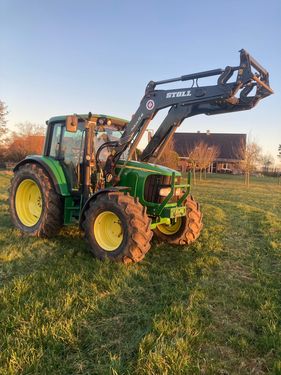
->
[277, 144, 281, 160]
[236, 140, 262, 187]
[157, 139, 179, 170]
[5, 122, 45, 162]
[202, 144, 220, 178]
[5, 134, 45, 162]
[188, 141, 220, 181]
[15, 121, 45, 137]
[0, 101, 9, 163]
[261, 153, 274, 173]
[0, 100, 8, 144]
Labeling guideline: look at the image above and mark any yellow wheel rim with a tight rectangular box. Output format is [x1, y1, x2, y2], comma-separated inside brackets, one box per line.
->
[94, 211, 123, 251]
[157, 217, 182, 235]
[15, 179, 43, 227]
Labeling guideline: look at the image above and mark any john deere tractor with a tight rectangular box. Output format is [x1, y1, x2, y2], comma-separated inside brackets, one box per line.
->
[9, 50, 273, 263]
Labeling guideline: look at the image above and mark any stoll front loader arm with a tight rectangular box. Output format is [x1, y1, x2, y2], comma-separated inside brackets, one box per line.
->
[97, 49, 273, 182]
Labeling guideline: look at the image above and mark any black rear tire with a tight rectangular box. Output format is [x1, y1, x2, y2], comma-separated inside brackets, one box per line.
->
[9, 163, 63, 237]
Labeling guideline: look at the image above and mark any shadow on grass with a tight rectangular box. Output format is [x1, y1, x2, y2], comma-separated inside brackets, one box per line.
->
[68, 243, 205, 374]
[0, 199, 224, 374]
[1, 219, 208, 374]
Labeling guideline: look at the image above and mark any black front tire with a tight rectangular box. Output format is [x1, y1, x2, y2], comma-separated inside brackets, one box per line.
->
[83, 192, 153, 263]
[153, 195, 203, 245]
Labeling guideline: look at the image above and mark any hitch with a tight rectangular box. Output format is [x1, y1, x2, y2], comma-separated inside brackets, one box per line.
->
[238, 49, 273, 96]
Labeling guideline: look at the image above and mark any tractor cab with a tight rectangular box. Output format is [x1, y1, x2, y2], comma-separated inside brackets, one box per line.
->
[44, 114, 128, 192]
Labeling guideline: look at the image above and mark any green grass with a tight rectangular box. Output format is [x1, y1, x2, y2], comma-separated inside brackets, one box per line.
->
[0, 171, 281, 374]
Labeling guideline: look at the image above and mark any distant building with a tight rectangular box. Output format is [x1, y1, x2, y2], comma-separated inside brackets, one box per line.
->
[173, 132, 246, 173]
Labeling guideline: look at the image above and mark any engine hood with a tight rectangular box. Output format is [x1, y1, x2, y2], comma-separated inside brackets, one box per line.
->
[116, 160, 181, 176]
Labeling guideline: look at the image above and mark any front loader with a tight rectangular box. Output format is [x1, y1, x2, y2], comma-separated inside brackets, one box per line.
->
[9, 49, 273, 263]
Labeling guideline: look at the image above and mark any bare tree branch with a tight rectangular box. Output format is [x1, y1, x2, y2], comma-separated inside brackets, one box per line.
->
[158, 139, 179, 170]
[188, 141, 220, 180]
[236, 139, 262, 186]
[4, 122, 45, 162]
[0, 100, 8, 145]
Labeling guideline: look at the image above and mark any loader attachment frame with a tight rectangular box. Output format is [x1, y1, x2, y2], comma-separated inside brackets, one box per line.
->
[94, 49, 273, 181]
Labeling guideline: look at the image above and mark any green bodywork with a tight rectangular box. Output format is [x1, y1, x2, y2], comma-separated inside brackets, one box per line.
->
[116, 160, 190, 226]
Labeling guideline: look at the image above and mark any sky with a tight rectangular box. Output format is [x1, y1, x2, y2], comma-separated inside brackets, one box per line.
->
[1, 0, 280, 160]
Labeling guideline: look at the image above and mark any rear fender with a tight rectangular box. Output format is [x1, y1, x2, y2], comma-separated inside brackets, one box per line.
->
[13, 156, 70, 196]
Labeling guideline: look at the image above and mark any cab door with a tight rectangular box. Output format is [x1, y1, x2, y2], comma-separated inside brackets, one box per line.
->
[48, 121, 85, 192]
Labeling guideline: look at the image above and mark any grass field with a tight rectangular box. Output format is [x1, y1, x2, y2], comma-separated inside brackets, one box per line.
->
[0, 172, 281, 375]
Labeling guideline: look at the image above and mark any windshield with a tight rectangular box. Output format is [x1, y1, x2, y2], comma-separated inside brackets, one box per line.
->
[94, 125, 124, 162]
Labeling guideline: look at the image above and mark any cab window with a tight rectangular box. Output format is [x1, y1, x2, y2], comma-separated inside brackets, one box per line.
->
[61, 123, 85, 190]
[49, 121, 85, 191]
[49, 123, 63, 158]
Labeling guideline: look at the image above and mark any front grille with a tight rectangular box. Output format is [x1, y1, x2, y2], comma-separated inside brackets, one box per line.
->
[144, 174, 179, 203]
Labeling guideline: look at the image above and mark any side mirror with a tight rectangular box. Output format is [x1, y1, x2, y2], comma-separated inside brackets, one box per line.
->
[66, 115, 78, 132]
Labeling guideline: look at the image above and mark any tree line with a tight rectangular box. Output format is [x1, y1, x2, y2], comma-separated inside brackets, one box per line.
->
[0, 100, 45, 164]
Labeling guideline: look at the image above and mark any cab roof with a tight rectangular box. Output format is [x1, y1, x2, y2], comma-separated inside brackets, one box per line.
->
[47, 113, 129, 128]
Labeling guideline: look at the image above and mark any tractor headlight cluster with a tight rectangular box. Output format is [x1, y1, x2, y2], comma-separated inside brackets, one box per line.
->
[159, 187, 182, 197]
[159, 187, 171, 197]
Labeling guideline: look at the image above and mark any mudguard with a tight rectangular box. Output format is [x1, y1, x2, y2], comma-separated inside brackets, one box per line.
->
[13, 155, 70, 196]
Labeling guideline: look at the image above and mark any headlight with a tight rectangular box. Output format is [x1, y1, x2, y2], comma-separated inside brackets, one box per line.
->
[175, 188, 182, 196]
[159, 187, 171, 197]
[159, 187, 182, 197]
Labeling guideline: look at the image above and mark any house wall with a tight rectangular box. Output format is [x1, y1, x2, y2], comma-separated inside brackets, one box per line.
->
[178, 158, 242, 174]
[173, 132, 246, 174]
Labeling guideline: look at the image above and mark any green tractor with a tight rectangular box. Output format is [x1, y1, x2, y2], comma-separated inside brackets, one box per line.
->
[9, 50, 273, 263]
